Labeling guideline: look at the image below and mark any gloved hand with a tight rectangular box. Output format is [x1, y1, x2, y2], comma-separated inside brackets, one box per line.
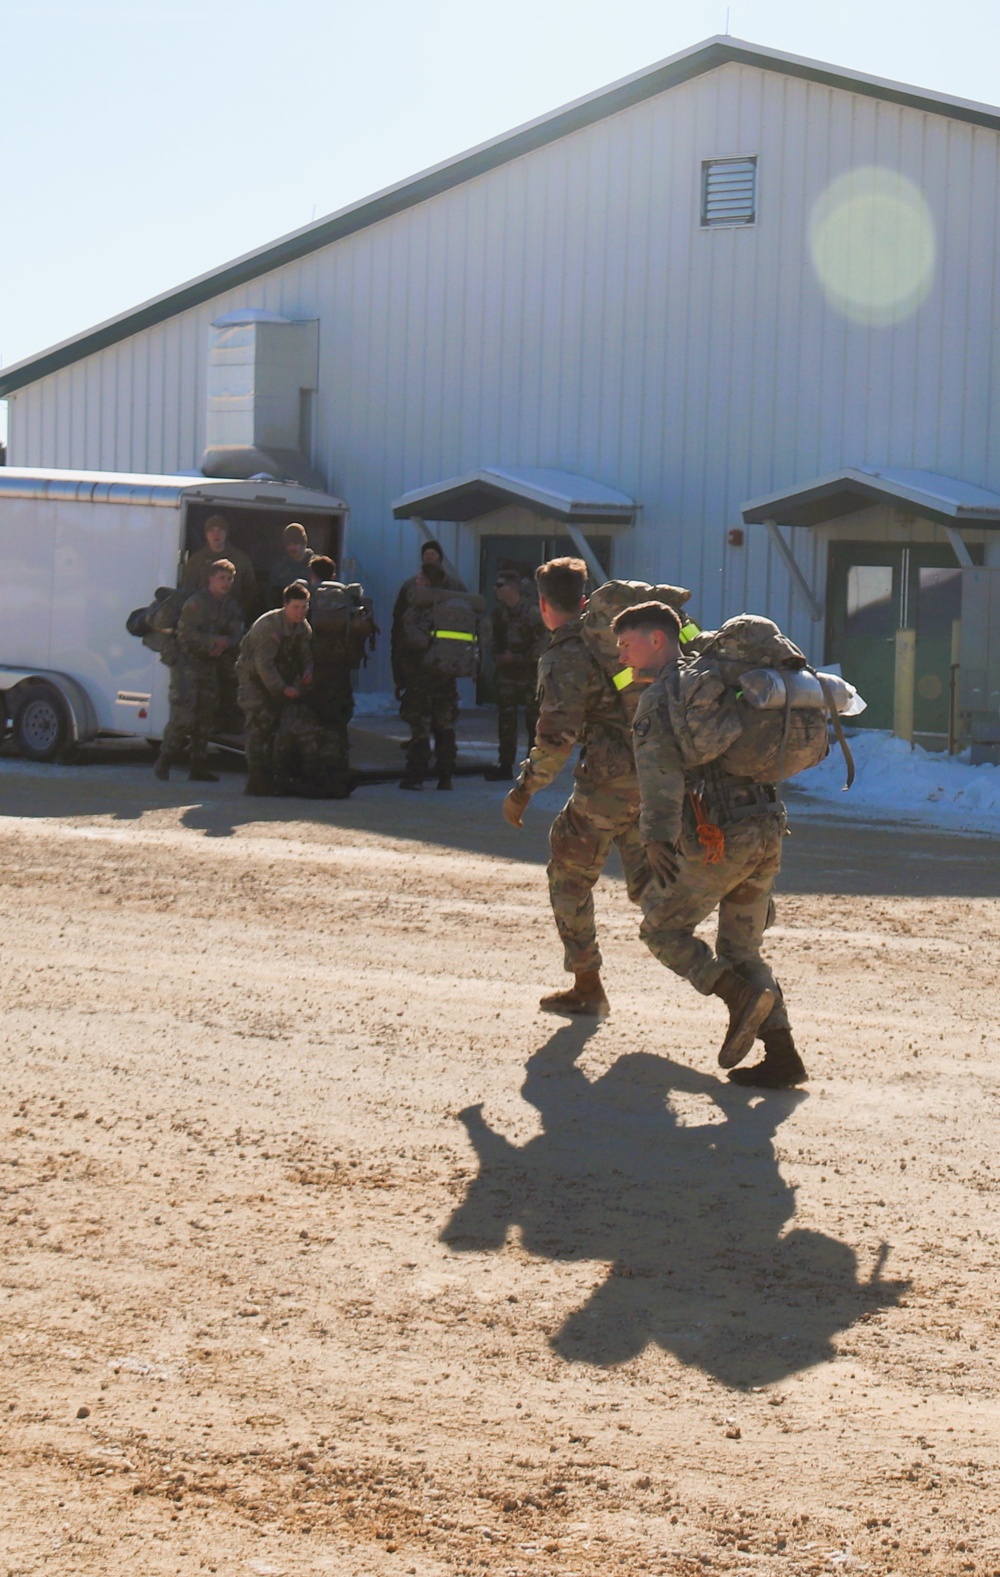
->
[645, 840, 680, 885]
[502, 784, 531, 829]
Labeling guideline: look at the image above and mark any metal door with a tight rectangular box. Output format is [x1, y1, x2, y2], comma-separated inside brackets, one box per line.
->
[827, 542, 980, 737]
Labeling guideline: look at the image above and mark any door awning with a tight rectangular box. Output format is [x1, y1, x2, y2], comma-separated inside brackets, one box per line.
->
[742, 466, 1000, 530]
[391, 466, 636, 524]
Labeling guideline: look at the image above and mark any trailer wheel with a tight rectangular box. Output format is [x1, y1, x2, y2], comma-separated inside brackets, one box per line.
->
[14, 684, 72, 762]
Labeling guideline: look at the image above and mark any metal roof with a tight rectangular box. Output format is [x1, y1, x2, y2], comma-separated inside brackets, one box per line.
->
[0, 467, 347, 512]
[4, 35, 1000, 399]
[741, 466, 1000, 530]
[391, 467, 636, 523]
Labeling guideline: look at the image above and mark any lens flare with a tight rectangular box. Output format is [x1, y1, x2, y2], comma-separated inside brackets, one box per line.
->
[809, 167, 936, 326]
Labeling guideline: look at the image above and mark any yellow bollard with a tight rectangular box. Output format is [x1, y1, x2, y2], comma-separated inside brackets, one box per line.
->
[894, 628, 916, 744]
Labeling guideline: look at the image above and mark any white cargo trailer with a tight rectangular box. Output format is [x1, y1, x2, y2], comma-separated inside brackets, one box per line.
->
[0, 468, 349, 759]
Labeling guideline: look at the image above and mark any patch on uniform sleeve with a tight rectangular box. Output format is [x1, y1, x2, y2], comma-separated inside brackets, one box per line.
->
[634, 716, 651, 738]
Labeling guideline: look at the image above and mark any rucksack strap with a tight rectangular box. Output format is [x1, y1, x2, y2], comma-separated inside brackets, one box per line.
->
[813, 670, 856, 789]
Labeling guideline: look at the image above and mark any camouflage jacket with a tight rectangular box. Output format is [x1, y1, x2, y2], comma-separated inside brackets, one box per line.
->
[630, 668, 689, 845]
[181, 544, 259, 621]
[519, 618, 635, 794]
[175, 589, 244, 664]
[236, 609, 313, 701]
[490, 592, 548, 683]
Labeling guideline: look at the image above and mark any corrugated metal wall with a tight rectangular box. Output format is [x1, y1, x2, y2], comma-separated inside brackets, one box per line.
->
[8, 61, 1000, 680]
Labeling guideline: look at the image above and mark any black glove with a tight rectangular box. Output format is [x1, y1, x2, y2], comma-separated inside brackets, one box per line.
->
[645, 841, 680, 885]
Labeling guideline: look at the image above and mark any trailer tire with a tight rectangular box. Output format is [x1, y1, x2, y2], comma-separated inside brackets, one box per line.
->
[14, 684, 72, 763]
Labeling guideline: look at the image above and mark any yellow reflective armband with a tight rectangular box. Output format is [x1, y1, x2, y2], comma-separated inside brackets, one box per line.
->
[680, 621, 700, 644]
[612, 666, 634, 690]
[436, 630, 476, 641]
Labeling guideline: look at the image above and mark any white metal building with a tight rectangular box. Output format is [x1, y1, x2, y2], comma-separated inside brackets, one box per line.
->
[4, 35, 1000, 739]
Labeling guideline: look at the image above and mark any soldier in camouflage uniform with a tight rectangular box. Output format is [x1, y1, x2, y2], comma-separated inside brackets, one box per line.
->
[392, 558, 463, 791]
[484, 570, 548, 781]
[236, 583, 313, 796]
[268, 556, 356, 799]
[153, 560, 244, 783]
[614, 601, 807, 1089]
[502, 558, 650, 1019]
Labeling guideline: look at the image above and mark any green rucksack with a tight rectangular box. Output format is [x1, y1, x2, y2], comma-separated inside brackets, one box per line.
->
[125, 586, 188, 667]
[405, 585, 486, 680]
[580, 580, 698, 723]
[310, 581, 378, 667]
[664, 614, 855, 786]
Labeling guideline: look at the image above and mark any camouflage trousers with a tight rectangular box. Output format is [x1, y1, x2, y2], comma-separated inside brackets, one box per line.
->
[399, 678, 458, 775]
[239, 694, 281, 783]
[160, 658, 220, 767]
[547, 775, 650, 974]
[639, 809, 790, 1031]
[495, 672, 539, 769]
[274, 701, 350, 798]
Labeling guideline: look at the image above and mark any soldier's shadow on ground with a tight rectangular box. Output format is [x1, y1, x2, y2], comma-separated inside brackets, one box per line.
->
[442, 1024, 908, 1387]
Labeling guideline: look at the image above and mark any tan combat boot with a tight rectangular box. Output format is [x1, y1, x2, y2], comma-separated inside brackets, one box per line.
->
[710, 967, 776, 1069]
[729, 1028, 807, 1089]
[539, 970, 610, 1019]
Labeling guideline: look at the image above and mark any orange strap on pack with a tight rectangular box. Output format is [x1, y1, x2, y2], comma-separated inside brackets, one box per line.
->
[688, 790, 726, 864]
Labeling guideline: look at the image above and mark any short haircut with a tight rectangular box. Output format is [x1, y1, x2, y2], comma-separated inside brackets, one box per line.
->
[421, 540, 444, 561]
[309, 555, 335, 580]
[204, 513, 228, 536]
[535, 556, 587, 615]
[496, 570, 521, 587]
[208, 558, 236, 577]
[283, 581, 310, 603]
[283, 521, 308, 544]
[612, 601, 683, 640]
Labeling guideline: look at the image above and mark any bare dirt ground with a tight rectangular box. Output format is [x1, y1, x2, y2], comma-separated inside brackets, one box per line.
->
[1, 752, 999, 1577]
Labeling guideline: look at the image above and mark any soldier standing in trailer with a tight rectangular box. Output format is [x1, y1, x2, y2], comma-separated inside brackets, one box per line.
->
[182, 514, 259, 622]
[153, 560, 243, 783]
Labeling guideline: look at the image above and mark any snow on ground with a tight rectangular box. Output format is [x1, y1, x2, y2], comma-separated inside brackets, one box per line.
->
[790, 728, 1000, 835]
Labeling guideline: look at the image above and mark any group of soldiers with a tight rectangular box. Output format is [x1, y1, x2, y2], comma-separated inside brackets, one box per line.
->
[152, 526, 802, 1091]
[153, 516, 364, 799]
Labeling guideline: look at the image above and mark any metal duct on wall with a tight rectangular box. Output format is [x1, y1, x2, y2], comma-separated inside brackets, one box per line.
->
[201, 311, 325, 489]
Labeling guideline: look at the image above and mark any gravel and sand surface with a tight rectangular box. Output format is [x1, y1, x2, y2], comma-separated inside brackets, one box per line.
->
[1, 751, 998, 1576]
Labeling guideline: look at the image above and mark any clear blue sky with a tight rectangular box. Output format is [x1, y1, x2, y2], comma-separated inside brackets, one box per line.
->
[1, 0, 998, 432]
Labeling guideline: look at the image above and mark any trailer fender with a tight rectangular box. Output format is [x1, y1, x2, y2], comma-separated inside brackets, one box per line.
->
[0, 668, 99, 756]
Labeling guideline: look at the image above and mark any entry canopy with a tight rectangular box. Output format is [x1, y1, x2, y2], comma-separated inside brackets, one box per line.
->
[391, 466, 636, 524]
[742, 466, 1000, 530]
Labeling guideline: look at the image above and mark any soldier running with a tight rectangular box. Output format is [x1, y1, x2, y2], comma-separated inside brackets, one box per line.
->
[502, 557, 650, 1019]
[613, 600, 807, 1089]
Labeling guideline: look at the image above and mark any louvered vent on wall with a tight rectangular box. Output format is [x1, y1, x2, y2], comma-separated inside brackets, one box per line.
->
[701, 157, 757, 226]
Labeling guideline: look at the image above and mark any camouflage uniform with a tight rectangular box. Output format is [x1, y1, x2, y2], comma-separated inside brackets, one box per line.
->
[632, 669, 790, 1030]
[490, 588, 548, 769]
[182, 543, 259, 622]
[159, 589, 244, 770]
[236, 609, 313, 786]
[517, 619, 649, 974]
[267, 550, 315, 607]
[272, 699, 349, 797]
[391, 573, 466, 783]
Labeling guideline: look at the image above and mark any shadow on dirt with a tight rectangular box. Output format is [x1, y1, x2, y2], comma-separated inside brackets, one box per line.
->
[1, 744, 997, 894]
[443, 1023, 908, 1386]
